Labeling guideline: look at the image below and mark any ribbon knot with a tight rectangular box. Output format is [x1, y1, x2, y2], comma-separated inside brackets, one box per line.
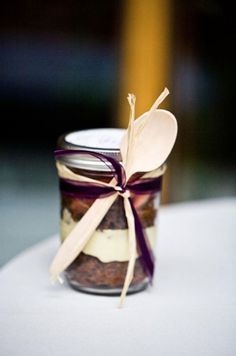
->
[114, 184, 131, 198]
[118, 189, 131, 199]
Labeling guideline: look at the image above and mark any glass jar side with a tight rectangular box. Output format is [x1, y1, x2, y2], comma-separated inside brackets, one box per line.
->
[59, 166, 161, 295]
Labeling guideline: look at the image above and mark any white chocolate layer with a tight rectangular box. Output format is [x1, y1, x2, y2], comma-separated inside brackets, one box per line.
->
[60, 209, 156, 262]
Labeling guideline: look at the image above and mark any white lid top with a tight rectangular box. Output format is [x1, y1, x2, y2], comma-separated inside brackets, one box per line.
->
[65, 128, 125, 150]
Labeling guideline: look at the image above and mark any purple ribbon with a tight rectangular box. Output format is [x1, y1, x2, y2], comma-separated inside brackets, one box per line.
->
[55, 149, 162, 280]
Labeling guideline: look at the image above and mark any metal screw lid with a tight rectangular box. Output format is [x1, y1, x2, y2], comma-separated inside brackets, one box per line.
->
[57, 128, 125, 171]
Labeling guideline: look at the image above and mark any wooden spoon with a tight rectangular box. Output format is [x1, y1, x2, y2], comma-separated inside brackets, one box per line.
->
[117, 90, 178, 306]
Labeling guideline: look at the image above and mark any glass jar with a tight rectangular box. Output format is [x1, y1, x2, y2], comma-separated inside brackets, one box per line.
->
[56, 129, 162, 295]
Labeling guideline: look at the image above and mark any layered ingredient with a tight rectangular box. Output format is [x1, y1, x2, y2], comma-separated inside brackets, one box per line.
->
[61, 192, 158, 292]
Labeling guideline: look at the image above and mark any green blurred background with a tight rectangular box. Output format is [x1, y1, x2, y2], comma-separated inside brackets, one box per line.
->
[0, 0, 235, 266]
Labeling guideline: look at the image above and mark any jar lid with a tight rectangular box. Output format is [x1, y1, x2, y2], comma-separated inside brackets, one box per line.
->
[57, 128, 125, 171]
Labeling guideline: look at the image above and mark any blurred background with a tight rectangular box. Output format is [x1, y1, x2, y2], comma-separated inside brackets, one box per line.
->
[0, 0, 235, 266]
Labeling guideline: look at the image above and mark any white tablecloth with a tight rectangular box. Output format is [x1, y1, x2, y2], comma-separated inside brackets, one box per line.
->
[1, 198, 236, 356]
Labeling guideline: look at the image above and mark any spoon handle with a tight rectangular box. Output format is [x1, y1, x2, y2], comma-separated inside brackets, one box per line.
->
[149, 87, 169, 113]
[50, 192, 118, 281]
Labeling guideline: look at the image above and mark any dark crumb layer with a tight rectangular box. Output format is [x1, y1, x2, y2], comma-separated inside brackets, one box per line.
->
[62, 194, 157, 229]
[61, 178, 157, 291]
[65, 252, 147, 289]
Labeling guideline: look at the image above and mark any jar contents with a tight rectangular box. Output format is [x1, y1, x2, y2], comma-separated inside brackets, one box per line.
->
[60, 191, 159, 294]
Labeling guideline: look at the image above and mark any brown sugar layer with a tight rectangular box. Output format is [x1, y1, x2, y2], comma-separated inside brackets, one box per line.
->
[61, 194, 157, 229]
[65, 252, 147, 289]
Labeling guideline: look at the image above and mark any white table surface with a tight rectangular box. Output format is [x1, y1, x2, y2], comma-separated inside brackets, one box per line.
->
[1, 198, 236, 356]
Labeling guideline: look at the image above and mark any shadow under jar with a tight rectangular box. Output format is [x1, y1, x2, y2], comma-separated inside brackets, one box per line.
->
[56, 129, 162, 295]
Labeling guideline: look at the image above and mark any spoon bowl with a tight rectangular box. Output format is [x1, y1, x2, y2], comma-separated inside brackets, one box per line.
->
[120, 108, 177, 180]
